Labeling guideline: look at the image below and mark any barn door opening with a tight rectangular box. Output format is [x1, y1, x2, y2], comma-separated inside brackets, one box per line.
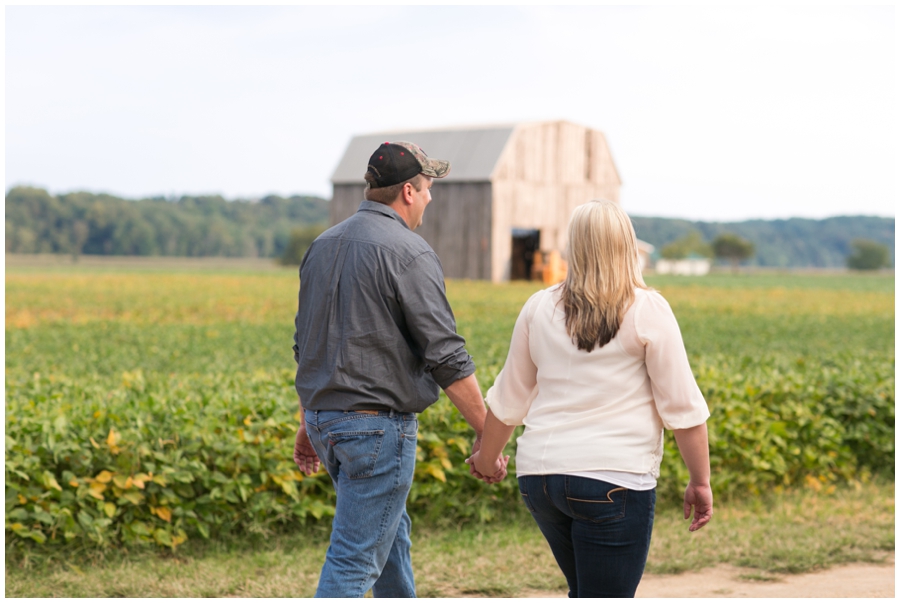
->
[511, 229, 541, 280]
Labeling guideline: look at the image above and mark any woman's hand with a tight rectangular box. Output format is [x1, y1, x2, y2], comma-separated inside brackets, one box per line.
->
[465, 450, 510, 484]
[683, 481, 713, 531]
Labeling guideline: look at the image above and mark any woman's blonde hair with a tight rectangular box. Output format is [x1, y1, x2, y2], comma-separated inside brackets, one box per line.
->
[560, 199, 648, 352]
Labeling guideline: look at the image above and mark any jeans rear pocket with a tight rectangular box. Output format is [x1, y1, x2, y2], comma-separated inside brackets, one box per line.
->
[328, 430, 385, 479]
[565, 478, 627, 524]
[517, 477, 537, 513]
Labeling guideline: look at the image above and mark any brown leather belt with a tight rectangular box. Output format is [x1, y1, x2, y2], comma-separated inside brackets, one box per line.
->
[355, 410, 381, 415]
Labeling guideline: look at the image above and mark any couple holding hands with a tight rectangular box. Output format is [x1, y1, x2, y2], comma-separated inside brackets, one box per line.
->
[292, 141, 712, 598]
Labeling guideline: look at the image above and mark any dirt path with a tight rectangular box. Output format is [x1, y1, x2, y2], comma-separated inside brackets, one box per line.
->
[515, 554, 894, 598]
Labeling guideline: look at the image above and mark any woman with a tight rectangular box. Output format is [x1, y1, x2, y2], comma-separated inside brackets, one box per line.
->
[469, 200, 712, 598]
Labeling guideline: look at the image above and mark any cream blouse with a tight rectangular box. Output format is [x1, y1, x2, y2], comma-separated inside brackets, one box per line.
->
[485, 286, 710, 479]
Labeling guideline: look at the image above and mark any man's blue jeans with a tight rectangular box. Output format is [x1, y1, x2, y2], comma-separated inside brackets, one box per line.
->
[305, 409, 418, 598]
[518, 475, 655, 598]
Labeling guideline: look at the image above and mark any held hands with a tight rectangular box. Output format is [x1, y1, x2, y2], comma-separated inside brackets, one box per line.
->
[683, 481, 713, 532]
[293, 425, 321, 475]
[465, 449, 510, 485]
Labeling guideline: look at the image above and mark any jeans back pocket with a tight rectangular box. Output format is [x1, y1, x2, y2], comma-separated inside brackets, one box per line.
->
[517, 477, 537, 513]
[328, 430, 385, 479]
[565, 478, 627, 524]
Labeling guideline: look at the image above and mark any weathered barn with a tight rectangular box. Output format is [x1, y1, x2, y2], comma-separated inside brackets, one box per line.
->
[331, 121, 623, 282]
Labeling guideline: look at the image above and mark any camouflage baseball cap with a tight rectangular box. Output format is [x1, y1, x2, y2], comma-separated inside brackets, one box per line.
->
[365, 141, 451, 188]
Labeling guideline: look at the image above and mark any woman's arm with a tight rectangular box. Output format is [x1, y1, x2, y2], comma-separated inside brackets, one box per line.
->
[672, 423, 712, 531]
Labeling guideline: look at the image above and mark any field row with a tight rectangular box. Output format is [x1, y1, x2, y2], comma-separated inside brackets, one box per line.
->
[6, 349, 893, 549]
[5, 272, 894, 550]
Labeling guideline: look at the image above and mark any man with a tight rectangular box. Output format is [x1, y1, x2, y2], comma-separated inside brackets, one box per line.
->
[292, 141, 505, 598]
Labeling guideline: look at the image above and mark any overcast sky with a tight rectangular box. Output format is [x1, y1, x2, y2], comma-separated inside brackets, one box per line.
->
[5, 5, 896, 221]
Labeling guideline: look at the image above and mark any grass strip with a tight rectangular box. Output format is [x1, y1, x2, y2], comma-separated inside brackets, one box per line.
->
[5, 481, 893, 597]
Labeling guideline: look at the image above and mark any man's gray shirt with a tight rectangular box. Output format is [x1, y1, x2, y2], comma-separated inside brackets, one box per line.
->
[293, 201, 476, 414]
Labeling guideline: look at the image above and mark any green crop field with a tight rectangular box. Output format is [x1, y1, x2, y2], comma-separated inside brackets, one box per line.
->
[5, 262, 894, 553]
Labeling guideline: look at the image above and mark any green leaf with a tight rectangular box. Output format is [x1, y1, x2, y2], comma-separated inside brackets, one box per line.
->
[42, 471, 63, 492]
[154, 528, 173, 547]
[34, 509, 55, 525]
[129, 521, 150, 536]
[173, 471, 194, 484]
[196, 521, 210, 539]
[122, 491, 144, 505]
[77, 510, 94, 529]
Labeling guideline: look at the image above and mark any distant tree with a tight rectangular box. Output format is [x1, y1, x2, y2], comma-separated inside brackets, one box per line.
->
[280, 225, 327, 265]
[71, 220, 89, 261]
[846, 239, 891, 270]
[660, 231, 712, 259]
[712, 233, 755, 272]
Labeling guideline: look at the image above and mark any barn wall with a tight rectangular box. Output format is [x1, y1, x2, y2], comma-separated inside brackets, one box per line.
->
[331, 184, 367, 225]
[330, 181, 492, 281]
[415, 181, 492, 280]
[491, 122, 622, 281]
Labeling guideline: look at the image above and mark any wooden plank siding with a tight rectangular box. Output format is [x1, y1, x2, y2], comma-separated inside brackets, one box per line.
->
[331, 182, 492, 281]
[414, 182, 492, 280]
[330, 184, 366, 226]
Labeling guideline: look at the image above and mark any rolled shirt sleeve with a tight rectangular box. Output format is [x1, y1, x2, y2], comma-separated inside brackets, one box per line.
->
[396, 252, 475, 389]
[636, 291, 710, 430]
[485, 291, 541, 425]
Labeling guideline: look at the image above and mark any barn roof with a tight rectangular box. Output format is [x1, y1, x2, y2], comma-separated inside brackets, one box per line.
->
[331, 125, 516, 184]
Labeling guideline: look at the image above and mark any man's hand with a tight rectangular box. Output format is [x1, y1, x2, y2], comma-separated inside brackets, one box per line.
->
[294, 425, 321, 475]
[467, 433, 485, 479]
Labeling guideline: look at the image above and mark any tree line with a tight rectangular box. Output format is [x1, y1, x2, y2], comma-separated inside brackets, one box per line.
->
[631, 214, 894, 269]
[5, 187, 329, 259]
[5, 186, 894, 269]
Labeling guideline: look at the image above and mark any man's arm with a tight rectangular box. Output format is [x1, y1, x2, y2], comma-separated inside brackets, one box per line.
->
[394, 254, 508, 478]
[443, 374, 487, 437]
[445, 375, 509, 483]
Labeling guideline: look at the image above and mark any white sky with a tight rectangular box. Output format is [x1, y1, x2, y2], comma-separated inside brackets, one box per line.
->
[5, 4, 897, 221]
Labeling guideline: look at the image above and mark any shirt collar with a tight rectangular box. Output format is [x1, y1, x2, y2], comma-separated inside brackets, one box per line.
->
[357, 200, 411, 231]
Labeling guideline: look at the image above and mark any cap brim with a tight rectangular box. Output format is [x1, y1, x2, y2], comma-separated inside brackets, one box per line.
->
[420, 158, 450, 179]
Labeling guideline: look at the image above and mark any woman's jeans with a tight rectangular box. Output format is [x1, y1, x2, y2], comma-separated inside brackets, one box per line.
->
[518, 475, 656, 598]
[305, 409, 419, 598]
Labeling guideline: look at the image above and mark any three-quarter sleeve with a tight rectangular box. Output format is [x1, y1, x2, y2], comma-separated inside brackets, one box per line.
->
[636, 291, 710, 430]
[485, 291, 542, 425]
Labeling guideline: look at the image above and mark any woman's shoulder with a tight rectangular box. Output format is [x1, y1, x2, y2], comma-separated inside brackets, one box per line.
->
[518, 284, 568, 328]
[526, 285, 560, 311]
[634, 286, 669, 306]
[527, 283, 563, 305]
[632, 287, 675, 321]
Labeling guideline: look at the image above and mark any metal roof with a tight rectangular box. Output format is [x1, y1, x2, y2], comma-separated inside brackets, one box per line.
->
[331, 126, 516, 184]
